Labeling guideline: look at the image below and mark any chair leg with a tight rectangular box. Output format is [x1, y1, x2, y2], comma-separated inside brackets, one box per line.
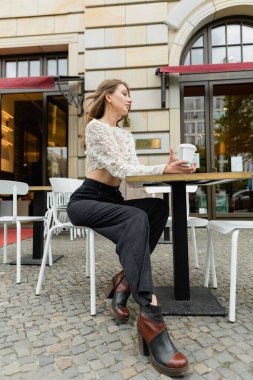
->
[204, 228, 217, 288]
[16, 221, 21, 284]
[86, 229, 90, 278]
[204, 228, 211, 287]
[35, 227, 54, 295]
[191, 227, 199, 268]
[210, 241, 217, 289]
[3, 223, 7, 264]
[89, 229, 96, 316]
[229, 229, 239, 323]
[48, 242, 53, 266]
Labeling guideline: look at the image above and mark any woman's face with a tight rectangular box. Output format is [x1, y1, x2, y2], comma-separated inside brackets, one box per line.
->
[107, 84, 132, 117]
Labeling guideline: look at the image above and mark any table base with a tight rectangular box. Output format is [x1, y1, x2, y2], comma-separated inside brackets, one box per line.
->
[9, 254, 64, 266]
[156, 286, 226, 316]
[158, 239, 172, 244]
[158, 227, 172, 244]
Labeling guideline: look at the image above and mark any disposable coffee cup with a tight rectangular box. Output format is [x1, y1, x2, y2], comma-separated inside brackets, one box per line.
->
[178, 143, 197, 167]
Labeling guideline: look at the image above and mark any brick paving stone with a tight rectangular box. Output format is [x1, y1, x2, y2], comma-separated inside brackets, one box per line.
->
[69, 344, 87, 356]
[39, 354, 55, 367]
[194, 362, 212, 375]
[120, 366, 138, 378]
[100, 352, 116, 367]
[55, 357, 73, 370]
[1, 231, 253, 379]
[100, 374, 124, 380]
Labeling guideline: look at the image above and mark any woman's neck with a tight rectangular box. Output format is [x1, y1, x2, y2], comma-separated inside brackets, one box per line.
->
[99, 111, 119, 127]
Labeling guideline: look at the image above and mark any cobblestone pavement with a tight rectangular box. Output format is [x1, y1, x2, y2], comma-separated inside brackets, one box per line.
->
[0, 228, 253, 380]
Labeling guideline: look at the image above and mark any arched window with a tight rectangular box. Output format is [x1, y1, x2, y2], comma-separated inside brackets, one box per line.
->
[181, 18, 253, 65]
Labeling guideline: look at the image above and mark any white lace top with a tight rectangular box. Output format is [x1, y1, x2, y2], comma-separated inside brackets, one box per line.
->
[85, 119, 166, 180]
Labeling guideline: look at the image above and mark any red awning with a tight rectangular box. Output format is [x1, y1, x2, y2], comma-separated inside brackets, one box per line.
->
[0, 76, 55, 89]
[159, 62, 253, 74]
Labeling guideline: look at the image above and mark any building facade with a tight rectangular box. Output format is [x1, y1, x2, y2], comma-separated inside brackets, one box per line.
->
[0, 0, 253, 218]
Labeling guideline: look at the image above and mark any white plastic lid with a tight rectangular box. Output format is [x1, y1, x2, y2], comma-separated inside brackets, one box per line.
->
[178, 143, 197, 151]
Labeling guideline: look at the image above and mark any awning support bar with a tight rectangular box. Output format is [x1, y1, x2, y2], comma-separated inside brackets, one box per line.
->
[55, 76, 84, 116]
[156, 68, 167, 109]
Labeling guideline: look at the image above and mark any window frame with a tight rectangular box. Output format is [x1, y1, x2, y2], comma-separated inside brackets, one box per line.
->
[1, 52, 68, 78]
[181, 17, 253, 65]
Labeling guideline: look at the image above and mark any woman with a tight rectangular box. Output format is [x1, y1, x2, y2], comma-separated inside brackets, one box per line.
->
[67, 79, 195, 377]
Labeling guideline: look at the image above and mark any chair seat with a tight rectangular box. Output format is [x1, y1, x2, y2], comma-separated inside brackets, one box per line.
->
[166, 216, 208, 228]
[205, 219, 253, 322]
[208, 220, 253, 234]
[0, 216, 45, 222]
[0, 217, 15, 223]
[0, 180, 46, 284]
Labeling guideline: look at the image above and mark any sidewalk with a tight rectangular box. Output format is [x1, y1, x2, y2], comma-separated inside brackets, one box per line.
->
[0, 229, 253, 379]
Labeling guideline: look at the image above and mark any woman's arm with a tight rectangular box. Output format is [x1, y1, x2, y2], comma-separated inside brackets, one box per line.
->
[86, 122, 195, 179]
[86, 122, 166, 179]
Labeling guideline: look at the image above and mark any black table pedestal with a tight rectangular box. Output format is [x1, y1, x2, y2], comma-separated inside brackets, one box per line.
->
[156, 286, 226, 316]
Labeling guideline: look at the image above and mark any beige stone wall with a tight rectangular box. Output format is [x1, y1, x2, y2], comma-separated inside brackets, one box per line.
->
[1, 0, 252, 181]
[80, 0, 181, 178]
[0, 0, 85, 179]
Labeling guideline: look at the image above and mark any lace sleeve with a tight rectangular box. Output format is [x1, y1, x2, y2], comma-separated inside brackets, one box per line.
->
[86, 121, 166, 179]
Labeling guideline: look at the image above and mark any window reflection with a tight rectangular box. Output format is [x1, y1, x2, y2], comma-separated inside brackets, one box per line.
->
[242, 25, 253, 43]
[192, 36, 203, 48]
[18, 61, 28, 77]
[6, 62, 16, 78]
[227, 24, 241, 45]
[47, 59, 57, 76]
[58, 58, 68, 76]
[191, 49, 204, 65]
[211, 26, 225, 45]
[212, 47, 226, 63]
[30, 60, 40, 76]
[227, 46, 241, 62]
[243, 45, 253, 61]
[47, 96, 68, 178]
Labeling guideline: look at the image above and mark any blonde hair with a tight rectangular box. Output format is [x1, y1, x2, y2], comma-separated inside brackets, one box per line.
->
[81, 79, 130, 147]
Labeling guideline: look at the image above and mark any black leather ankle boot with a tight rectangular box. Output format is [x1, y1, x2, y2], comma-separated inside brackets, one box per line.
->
[104, 270, 131, 323]
[137, 304, 189, 377]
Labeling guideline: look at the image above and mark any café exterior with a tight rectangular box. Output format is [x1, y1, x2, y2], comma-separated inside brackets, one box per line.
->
[0, 0, 253, 219]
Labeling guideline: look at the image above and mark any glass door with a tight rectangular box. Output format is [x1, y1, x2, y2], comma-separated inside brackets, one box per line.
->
[181, 83, 211, 217]
[181, 81, 253, 218]
[211, 82, 253, 216]
[45, 95, 68, 182]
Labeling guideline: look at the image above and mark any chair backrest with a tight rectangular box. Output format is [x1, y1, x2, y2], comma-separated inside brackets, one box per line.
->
[0, 180, 29, 220]
[49, 177, 84, 225]
[50, 177, 84, 194]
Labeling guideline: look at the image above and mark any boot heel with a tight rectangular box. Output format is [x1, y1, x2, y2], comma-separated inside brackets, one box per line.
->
[104, 280, 114, 299]
[137, 331, 149, 356]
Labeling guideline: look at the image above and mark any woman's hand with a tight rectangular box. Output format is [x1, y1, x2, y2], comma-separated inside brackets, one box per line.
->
[163, 147, 196, 174]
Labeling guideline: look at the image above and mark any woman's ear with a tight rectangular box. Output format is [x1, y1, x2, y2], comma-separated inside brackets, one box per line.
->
[105, 93, 112, 103]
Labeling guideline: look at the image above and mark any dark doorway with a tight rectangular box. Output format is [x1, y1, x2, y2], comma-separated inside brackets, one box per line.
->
[0, 92, 68, 185]
[15, 98, 43, 185]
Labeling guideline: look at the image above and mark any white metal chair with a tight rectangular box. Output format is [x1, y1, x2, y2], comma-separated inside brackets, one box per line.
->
[0, 180, 45, 283]
[144, 185, 208, 268]
[204, 220, 253, 322]
[35, 177, 96, 316]
[44, 191, 85, 240]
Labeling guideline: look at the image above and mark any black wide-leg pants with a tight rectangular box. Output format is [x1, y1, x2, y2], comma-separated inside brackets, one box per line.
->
[67, 179, 169, 306]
